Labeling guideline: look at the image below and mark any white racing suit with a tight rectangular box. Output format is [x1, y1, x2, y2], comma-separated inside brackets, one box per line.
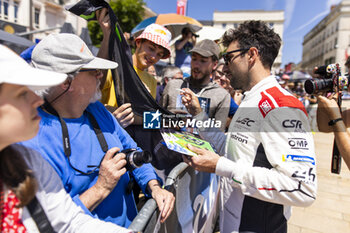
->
[194, 76, 317, 233]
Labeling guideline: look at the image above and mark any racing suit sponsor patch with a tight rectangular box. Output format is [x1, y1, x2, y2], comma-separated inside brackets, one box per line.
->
[282, 154, 315, 165]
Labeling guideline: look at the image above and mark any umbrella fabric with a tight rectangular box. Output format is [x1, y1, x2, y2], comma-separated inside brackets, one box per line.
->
[0, 29, 34, 47]
[131, 13, 202, 39]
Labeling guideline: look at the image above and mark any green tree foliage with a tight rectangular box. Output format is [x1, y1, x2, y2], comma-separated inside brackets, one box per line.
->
[88, 0, 145, 46]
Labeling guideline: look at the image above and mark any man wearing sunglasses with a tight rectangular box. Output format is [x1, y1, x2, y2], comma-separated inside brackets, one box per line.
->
[21, 33, 175, 228]
[181, 21, 316, 232]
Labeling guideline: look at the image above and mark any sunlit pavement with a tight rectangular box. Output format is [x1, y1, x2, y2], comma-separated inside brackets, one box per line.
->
[288, 131, 350, 233]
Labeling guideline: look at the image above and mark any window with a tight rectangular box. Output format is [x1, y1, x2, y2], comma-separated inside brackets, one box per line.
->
[3, 0, 8, 19]
[34, 8, 40, 28]
[222, 23, 226, 29]
[234, 23, 238, 29]
[334, 37, 338, 49]
[0, 0, 2, 18]
[14, 1, 18, 22]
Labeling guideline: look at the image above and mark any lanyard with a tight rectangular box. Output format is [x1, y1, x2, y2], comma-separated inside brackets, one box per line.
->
[42, 100, 108, 175]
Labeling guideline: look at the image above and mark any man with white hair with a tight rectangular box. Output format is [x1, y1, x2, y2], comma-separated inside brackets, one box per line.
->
[21, 33, 174, 228]
[156, 66, 183, 103]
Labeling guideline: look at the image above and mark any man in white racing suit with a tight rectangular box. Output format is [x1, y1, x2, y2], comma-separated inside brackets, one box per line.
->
[181, 21, 317, 233]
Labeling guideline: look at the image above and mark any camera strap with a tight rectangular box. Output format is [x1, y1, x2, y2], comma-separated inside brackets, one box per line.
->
[41, 100, 108, 175]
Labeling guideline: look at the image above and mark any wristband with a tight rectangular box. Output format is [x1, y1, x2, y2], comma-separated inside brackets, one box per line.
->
[328, 118, 343, 126]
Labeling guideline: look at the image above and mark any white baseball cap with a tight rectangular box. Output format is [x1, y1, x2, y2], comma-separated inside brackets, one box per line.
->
[31, 33, 118, 74]
[0, 45, 67, 91]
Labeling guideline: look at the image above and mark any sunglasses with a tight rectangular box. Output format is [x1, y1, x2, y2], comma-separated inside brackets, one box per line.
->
[222, 48, 250, 65]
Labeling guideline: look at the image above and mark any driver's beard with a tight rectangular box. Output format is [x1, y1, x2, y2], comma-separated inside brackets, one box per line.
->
[89, 79, 102, 103]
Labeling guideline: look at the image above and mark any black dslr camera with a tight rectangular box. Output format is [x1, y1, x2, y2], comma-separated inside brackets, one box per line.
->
[304, 64, 348, 94]
[121, 149, 152, 171]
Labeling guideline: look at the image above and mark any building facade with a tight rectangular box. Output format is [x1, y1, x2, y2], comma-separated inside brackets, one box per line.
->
[213, 10, 284, 71]
[0, 0, 87, 41]
[302, 0, 350, 73]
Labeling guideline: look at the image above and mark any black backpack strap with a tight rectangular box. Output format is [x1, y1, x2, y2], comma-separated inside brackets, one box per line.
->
[27, 197, 55, 233]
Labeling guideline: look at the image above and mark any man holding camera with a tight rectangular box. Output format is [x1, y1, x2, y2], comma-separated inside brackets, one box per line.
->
[21, 33, 174, 228]
[316, 57, 350, 170]
[175, 27, 197, 77]
[317, 94, 350, 170]
[181, 21, 317, 232]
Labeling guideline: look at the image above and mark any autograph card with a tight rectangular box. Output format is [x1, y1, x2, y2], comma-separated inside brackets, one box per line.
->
[160, 129, 215, 156]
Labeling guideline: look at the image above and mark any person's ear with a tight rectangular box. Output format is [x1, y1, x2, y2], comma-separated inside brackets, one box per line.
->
[60, 79, 73, 91]
[135, 39, 142, 48]
[212, 59, 219, 71]
[248, 47, 259, 60]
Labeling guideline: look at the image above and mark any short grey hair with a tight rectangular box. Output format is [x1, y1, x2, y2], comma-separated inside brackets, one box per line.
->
[34, 72, 75, 98]
[162, 66, 182, 79]
[216, 58, 225, 68]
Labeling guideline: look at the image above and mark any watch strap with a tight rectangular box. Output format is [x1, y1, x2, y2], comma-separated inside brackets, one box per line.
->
[328, 118, 343, 126]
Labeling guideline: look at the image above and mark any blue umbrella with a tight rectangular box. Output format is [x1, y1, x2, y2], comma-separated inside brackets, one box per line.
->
[131, 16, 157, 36]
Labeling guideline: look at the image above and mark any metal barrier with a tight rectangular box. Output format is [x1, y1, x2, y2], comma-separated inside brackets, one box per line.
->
[128, 162, 189, 232]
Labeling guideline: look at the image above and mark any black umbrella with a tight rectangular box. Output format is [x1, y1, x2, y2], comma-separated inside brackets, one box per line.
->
[60, 22, 76, 34]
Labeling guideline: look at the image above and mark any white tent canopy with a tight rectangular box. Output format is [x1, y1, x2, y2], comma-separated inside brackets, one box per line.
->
[196, 26, 226, 42]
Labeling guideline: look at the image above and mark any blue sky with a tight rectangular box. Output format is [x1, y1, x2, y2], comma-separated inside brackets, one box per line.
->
[144, 0, 342, 67]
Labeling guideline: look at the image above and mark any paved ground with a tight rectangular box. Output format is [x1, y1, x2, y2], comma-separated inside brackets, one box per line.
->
[288, 132, 350, 232]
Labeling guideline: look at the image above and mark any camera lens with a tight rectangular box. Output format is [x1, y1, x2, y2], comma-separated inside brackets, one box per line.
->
[124, 150, 152, 170]
[132, 151, 152, 167]
[304, 78, 333, 94]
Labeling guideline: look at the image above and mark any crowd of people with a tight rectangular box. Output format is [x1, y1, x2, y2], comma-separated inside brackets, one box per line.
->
[2, 5, 350, 233]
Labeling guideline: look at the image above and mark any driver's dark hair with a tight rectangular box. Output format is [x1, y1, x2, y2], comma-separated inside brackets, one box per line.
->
[222, 20, 281, 69]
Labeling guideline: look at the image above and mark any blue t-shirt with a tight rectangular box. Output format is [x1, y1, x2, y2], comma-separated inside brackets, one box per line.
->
[175, 40, 193, 69]
[229, 97, 239, 117]
[21, 101, 160, 227]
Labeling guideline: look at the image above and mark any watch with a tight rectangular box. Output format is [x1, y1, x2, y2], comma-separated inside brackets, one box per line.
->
[328, 118, 343, 126]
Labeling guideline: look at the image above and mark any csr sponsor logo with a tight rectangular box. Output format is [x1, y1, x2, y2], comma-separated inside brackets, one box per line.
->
[288, 138, 309, 150]
[283, 119, 302, 128]
[236, 118, 255, 127]
[282, 119, 305, 132]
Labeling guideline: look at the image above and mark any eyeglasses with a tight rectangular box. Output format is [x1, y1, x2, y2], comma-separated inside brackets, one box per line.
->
[222, 48, 250, 65]
[79, 69, 102, 76]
